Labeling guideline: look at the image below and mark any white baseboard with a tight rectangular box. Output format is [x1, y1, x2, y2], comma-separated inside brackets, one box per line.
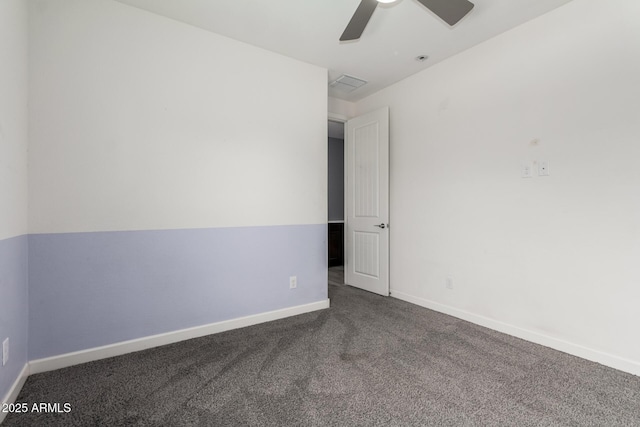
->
[0, 363, 30, 424]
[29, 299, 330, 375]
[391, 290, 640, 377]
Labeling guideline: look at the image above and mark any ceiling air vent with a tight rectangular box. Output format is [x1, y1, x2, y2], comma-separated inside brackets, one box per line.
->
[329, 74, 367, 93]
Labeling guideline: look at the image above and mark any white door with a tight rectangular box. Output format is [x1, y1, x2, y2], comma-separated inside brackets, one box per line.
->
[345, 107, 389, 296]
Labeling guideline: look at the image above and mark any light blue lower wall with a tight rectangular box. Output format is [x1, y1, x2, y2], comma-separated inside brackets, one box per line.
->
[28, 224, 327, 360]
[0, 235, 28, 400]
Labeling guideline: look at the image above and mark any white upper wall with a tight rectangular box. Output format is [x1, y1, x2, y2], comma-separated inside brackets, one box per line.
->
[29, 0, 327, 234]
[0, 0, 29, 240]
[328, 97, 356, 120]
[357, 0, 640, 371]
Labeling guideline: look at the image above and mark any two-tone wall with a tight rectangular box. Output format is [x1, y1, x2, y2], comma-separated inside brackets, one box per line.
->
[356, 0, 640, 375]
[27, 0, 328, 361]
[0, 0, 30, 407]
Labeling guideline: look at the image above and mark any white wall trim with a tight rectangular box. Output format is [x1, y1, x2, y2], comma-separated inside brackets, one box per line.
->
[328, 113, 348, 123]
[0, 363, 30, 424]
[29, 299, 330, 375]
[391, 290, 640, 377]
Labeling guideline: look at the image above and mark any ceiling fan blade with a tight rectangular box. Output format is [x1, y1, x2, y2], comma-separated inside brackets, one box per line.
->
[340, 0, 378, 41]
[415, 0, 474, 26]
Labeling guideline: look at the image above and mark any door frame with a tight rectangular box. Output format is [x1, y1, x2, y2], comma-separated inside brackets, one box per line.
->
[329, 109, 390, 295]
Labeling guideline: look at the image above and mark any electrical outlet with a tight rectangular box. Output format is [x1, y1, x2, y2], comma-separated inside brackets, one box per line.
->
[521, 162, 533, 178]
[2, 338, 8, 366]
[289, 276, 297, 289]
[445, 277, 454, 290]
[538, 160, 550, 176]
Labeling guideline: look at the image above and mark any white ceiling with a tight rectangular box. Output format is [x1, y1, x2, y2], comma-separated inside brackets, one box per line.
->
[114, 0, 573, 102]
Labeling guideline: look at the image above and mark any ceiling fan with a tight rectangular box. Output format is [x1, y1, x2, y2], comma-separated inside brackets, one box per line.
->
[340, 0, 475, 41]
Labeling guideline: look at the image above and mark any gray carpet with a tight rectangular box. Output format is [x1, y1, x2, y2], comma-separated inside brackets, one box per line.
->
[5, 274, 640, 426]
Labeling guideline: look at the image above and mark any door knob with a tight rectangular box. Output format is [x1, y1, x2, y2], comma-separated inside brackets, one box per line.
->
[374, 223, 387, 229]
